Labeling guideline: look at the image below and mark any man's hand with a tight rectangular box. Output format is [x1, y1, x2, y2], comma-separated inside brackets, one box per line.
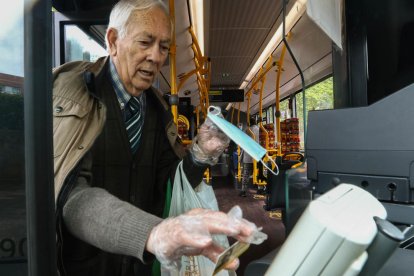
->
[190, 116, 230, 165]
[145, 206, 267, 271]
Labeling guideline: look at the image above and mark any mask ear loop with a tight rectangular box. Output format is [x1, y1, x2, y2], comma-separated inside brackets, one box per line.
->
[261, 154, 279, 176]
[208, 105, 221, 115]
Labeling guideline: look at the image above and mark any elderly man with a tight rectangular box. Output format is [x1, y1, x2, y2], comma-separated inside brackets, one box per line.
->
[52, 0, 263, 275]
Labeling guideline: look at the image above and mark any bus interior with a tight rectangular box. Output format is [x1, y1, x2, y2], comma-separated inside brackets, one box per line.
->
[1, 0, 414, 275]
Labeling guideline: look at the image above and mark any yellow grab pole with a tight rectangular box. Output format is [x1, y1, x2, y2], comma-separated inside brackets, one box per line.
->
[169, 0, 178, 124]
[243, 57, 274, 186]
[189, 27, 210, 117]
[236, 103, 242, 182]
[230, 104, 235, 124]
[193, 105, 199, 130]
[189, 27, 203, 60]
[197, 71, 209, 109]
[188, 27, 213, 182]
[206, 58, 211, 92]
[245, 61, 276, 96]
[177, 68, 199, 92]
[237, 102, 241, 127]
[246, 94, 251, 128]
[258, 56, 273, 150]
[245, 90, 258, 185]
[246, 91, 255, 138]
[197, 79, 207, 117]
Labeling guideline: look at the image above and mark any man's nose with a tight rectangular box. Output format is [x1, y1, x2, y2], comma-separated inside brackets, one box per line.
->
[147, 45, 163, 64]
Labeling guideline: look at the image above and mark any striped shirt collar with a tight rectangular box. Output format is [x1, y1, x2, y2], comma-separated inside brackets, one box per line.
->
[109, 58, 145, 110]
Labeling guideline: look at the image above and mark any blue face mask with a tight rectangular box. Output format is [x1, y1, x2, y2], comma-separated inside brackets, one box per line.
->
[207, 106, 279, 175]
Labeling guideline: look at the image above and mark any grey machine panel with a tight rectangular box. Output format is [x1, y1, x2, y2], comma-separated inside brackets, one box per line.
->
[306, 83, 414, 224]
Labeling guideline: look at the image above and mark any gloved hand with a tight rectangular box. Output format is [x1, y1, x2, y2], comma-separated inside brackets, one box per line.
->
[146, 206, 267, 271]
[190, 107, 230, 165]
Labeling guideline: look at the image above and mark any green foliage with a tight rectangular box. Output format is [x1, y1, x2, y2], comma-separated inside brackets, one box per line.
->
[295, 77, 334, 148]
[297, 76, 333, 113]
[0, 93, 24, 130]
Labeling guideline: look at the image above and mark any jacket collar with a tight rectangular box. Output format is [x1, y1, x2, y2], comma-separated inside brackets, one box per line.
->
[53, 55, 172, 122]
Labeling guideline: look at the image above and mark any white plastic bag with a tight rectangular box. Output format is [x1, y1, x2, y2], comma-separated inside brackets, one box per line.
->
[163, 161, 230, 276]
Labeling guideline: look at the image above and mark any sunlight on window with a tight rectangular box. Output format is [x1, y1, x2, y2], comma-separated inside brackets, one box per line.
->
[0, 0, 24, 76]
[65, 25, 107, 63]
[0, 0, 22, 40]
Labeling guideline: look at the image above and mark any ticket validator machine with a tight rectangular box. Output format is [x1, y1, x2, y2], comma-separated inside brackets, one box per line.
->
[264, 184, 404, 275]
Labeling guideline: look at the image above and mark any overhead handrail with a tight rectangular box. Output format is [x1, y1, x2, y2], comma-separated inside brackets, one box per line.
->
[275, 34, 289, 156]
[282, 0, 307, 150]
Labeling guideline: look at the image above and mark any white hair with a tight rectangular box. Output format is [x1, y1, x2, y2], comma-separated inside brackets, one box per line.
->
[105, 0, 169, 50]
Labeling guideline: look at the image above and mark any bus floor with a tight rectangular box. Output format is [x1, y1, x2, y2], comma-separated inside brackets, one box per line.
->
[211, 175, 286, 275]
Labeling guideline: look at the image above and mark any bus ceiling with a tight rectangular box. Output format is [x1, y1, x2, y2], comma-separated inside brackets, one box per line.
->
[52, 0, 115, 20]
[50, 0, 362, 116]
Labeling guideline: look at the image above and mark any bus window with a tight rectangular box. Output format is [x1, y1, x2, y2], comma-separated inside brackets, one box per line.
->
[0, 0, 27, 274]
[279, 98, 290, 120]
[63, 25, 107, 63]
[296, 76, 334, 149]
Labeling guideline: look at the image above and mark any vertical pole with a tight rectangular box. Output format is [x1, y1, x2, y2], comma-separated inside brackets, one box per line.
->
[230, 104, 235, 124]
[169, 0, 178, 123]
[236, 103, 242, 182]
[282, 0, 307, 147]
[24, 0, 56, 275]
[275, 42, 288, 156]
[247, 93, 251, 127]
[258, 57, 272, 149]
[237, 102, 241, 127]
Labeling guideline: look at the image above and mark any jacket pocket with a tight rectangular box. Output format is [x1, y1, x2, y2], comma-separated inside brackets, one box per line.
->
[53, 96, 90, 158]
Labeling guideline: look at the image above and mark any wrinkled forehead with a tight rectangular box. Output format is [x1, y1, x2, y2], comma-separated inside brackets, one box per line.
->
[126, 7, 172, 37]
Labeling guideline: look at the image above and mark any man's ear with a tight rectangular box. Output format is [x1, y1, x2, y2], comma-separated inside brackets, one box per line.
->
[106, 28, 118, 56]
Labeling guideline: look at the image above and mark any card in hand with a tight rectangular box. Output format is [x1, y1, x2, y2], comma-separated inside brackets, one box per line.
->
[213, 241, 250, 275]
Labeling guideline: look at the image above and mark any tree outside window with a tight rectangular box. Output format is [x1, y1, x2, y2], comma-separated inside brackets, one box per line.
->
[296, 76, 334, 149]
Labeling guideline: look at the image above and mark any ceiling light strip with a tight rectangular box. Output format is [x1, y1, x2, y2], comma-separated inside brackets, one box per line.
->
[240, 0, 307, 90]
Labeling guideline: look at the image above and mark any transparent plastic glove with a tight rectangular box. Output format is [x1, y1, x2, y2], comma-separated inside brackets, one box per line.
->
[227, 206, 268, 245]
[146, 206, 267, 271]
[190, 107, 230, 165]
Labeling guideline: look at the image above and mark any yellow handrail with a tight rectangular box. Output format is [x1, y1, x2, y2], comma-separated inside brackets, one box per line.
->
[188, 27, 211, 117]
[258, 56, 273, 150]
[246, 91, 255, 139]
[230, 104, 235, 124]
[244, 56, 274, 187]
[236, 102, 242, 183]
[245, 59, 277, 96]
[245, 88, 260, 186]
[168, 0, 178, 124]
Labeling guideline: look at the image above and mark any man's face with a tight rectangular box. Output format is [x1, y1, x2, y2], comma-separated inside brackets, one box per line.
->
[108, 7, 171, 96]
